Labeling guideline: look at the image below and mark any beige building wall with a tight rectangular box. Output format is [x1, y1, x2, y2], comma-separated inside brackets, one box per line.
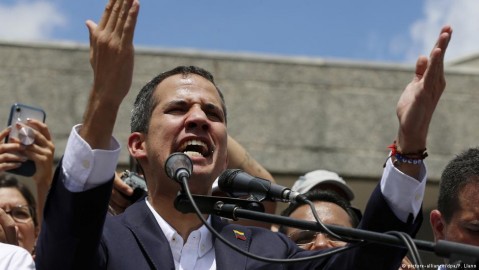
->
[1, 41, 479, 262]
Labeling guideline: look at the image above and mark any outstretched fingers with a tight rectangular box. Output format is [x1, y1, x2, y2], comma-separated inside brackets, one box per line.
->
[428, 33, 451, 74]
[429, 25, 453, 60]
[114, 0, 139, 43]
[422, 26, 452, 100]
[427, 26, 452, 74]
[102, 0, 123, 32]
[395, 25, 453, 154]
[88, 0, 139, 44]
[98, 0, 116, 30]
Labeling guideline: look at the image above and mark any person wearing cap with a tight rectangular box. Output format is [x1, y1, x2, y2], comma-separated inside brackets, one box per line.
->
[278, 189, 360, 250]
[292, 170, 355, 202]
[270, 170, 356, 232]
[277, 189, 415, 270]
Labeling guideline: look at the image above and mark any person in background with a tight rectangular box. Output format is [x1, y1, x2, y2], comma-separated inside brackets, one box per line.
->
[0, 119, 54, 255]
[271, 169, 356, 232]
[0, 174, 39, 256]
[430, 147, 479, 268]
[291, 170, 355, 202]
[278, 190, 360, 250]
[107, 171, 142, 216]
[277, 189, 415, 270]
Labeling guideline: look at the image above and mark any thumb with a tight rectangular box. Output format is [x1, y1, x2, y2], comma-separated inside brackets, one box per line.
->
[85, 20, 97, 46]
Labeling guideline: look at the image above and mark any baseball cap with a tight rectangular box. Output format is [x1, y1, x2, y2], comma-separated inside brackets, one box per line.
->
[292, 170, 355, 201]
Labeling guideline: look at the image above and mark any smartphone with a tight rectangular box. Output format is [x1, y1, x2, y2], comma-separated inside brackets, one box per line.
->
[5, 103, 46, 177]
[120, 170, 147, 203]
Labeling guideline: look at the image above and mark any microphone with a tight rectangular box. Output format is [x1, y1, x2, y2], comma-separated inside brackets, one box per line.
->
[218, 169, 306, 203]
[165, 152, 193, 183]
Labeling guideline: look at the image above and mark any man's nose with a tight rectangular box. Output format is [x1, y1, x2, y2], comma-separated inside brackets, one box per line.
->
[185, 106, 209, 131]
[310, 233, 334, 251]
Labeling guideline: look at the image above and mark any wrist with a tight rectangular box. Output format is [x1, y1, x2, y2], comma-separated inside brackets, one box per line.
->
[33, 178, 51, 190]
[396, 130, 427, 153]
[384, 141, 428, 178]
[396, 141, 426, 154]
[388, 141, 428, 158]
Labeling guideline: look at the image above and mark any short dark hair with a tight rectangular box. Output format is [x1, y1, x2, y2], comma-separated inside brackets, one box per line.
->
[278, 190, 361, 234]
[0, 173, 38, 227]
[438, 147, 479, 223]
[130, 65, 227, 133]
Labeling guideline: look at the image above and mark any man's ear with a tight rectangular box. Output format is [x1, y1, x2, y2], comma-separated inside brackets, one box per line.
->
[430, 209, 446, 241]
[128, 132, 147, 159]
[224, 151, 229, 171]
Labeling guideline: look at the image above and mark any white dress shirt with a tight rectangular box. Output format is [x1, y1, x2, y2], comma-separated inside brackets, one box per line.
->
[61, 124, 428, 269]
[0, 243, 35, 270]
[146, 199, 216, 270]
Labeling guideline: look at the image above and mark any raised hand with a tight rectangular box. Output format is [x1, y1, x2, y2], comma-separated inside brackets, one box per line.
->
[23, 119, 55, 225]
[21, 119, 55, 186]
[396, 25, 452, 153]
[108, 172, 134, 215]
[85, 0, 139, 105]
[81, 0, 140, 149]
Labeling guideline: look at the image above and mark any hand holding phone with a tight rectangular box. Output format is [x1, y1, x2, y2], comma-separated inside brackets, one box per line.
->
[4, 103, 46, 176]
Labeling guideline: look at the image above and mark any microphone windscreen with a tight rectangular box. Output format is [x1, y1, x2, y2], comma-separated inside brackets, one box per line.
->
[164, 152, 193, 182]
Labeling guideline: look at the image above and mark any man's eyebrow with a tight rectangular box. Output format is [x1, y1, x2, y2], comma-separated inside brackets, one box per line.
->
[163, 99, 187, 107]
[204, 102, 222, 111]
[204, 102, 225, 116]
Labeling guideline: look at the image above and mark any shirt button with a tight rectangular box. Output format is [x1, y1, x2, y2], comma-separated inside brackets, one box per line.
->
[82, 160, 90, 169]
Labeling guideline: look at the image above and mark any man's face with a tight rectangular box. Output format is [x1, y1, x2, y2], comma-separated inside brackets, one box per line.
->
[139, 73, 228, 195]
[430, 181, 479, 246]
[285, 201, 353, 250]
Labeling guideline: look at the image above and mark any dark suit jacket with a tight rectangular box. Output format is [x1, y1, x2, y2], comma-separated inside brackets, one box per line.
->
[36, 164, 422, 270]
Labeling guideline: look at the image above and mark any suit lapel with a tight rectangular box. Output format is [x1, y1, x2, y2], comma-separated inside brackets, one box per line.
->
[122, 201, 175, 270]
[213, 217, 252, 270]
[121, 204, 253, 270]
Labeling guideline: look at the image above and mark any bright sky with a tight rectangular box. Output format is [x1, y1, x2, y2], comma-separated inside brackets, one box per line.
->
[0, 0, 478, 64]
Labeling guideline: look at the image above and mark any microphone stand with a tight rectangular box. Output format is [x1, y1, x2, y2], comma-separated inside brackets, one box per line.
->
[174, 193, 265, 219]
[175, 194, 479, 268]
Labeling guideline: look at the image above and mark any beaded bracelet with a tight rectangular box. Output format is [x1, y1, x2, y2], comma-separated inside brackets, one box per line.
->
[383, 141, 428, 167]
[395, 153, 424, 164]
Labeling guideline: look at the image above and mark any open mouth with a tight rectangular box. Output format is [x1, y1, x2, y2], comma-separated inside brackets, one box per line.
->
[178, 139, 213, 158]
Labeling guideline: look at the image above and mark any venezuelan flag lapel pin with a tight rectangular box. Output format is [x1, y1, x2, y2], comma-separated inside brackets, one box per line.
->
[233, 230, 246, 241]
